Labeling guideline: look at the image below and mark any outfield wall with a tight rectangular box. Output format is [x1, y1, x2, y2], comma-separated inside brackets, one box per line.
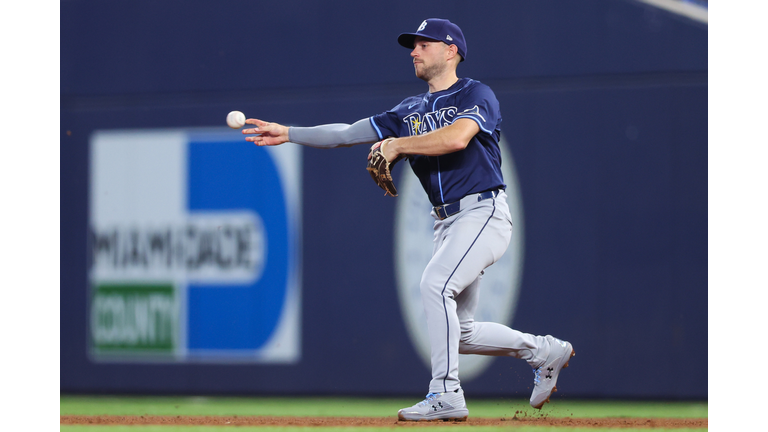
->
[60, 0, 707, 399]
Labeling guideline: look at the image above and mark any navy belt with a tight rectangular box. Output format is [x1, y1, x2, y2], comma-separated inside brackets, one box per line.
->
[433, 190, 500, 220]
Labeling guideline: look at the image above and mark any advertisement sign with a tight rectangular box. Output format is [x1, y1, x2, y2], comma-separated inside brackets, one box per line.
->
[88, 129, 301, 363]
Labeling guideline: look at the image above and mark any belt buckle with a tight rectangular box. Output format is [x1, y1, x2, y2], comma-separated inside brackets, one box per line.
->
[434, 205, 446, 220]
[435, 203, 455, 220]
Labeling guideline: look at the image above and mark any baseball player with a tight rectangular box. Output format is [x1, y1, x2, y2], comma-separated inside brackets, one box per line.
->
[242, 18, 575, 421]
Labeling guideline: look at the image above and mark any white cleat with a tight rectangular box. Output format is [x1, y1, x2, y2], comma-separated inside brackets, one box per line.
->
[530, 335, 575, 409]
[397, 388, 469, 421]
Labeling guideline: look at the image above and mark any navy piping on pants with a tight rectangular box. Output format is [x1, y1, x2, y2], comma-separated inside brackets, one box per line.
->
[439, 198, 497, 392]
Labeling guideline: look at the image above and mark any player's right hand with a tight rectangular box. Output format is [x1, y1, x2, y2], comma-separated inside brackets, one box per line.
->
[242, 119, 289, 146]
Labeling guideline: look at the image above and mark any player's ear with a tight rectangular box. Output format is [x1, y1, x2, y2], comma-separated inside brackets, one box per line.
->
[447, 44, 460, 64]
[447, 44, 459, 60]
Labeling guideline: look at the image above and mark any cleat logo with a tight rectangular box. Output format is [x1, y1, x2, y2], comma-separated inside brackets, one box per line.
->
[431, 402, 444, 412]
[546, 367, 554, 379]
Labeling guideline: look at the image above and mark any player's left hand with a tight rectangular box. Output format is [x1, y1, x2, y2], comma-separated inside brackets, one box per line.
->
[367, 138, 406, 197]
[242, 119, 289, 146]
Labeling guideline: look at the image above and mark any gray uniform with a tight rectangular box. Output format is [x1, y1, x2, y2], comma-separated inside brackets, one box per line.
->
[423, 191, 551, 393]
[284, 18, 574, 419]
[290, 121, 553, 394]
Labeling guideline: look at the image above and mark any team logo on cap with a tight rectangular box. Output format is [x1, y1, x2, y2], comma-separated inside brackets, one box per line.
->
[418, 20, 427, 31]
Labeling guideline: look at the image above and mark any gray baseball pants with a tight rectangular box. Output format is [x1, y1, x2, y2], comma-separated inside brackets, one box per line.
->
[421, 190, 552, 393]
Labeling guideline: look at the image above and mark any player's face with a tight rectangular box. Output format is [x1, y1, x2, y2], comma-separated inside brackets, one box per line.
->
[411, 37, 450, 82]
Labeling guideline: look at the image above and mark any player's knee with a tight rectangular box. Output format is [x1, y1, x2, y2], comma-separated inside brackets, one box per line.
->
[419, 279, 440, 302]
[460, 323, 475, 344]
[419, 272, 442, 294]
[419, 279, 459, 303]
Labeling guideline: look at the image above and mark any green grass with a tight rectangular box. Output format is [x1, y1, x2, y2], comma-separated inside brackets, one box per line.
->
[60, 395, 708, 431]
[60, 395, 708, 418]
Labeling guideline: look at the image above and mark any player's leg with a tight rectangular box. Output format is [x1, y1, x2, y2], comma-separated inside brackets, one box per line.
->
[455, 272, 575, 407]
[419, 197, 512, 395]
[456, 272, 549, 363]
[453, 196, 575, 410]
[398, 199, 506, 422]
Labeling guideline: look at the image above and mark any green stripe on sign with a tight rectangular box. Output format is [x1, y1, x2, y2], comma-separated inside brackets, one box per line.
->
[90, 284, 177, 354]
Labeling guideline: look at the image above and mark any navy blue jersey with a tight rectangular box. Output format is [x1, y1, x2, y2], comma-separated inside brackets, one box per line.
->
[369, 77, 505, 206]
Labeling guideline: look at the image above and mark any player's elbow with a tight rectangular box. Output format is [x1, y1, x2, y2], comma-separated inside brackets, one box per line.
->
[447, 137, 470, 153]
[444, 119, 477, 152]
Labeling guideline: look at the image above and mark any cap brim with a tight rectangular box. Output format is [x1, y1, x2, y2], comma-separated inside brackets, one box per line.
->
[397, 32, 465, 62]
[398, 32, 441, 49]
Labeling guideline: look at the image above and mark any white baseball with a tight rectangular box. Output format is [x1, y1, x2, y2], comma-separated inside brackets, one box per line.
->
[226, 111, 246, 129]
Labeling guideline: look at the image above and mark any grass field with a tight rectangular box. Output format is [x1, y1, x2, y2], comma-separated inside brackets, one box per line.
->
[60, 395, 708, 431]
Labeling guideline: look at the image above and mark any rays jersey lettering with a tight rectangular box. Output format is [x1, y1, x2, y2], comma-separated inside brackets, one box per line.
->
[369, 78, 507, 206]
[404, 106, 485, 136]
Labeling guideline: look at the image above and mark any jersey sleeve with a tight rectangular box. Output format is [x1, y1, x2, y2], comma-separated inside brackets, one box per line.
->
[369, 111, 399, 140]
[369, 96, 420, 139]
[452, 81, 501, 135]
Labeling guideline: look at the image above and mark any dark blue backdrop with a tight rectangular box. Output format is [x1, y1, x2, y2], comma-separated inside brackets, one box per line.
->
[61, 0, 707, 399]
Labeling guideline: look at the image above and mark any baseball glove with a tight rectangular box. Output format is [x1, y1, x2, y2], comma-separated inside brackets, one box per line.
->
[366, 138, 405, 197]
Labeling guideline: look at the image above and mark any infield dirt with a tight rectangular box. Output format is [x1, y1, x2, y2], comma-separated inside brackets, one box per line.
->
[61, 414, 707, 428]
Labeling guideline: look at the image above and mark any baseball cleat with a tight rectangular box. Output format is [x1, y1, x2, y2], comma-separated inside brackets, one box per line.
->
[397, 388, 469, 421]
[530, 335, 575, 409]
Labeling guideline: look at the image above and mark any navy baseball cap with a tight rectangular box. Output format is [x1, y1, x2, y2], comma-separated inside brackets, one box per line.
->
[398, 18, 467, 62]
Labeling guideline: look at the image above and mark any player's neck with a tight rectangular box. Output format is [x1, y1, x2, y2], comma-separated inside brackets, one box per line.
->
[427, 72, 459, 94]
